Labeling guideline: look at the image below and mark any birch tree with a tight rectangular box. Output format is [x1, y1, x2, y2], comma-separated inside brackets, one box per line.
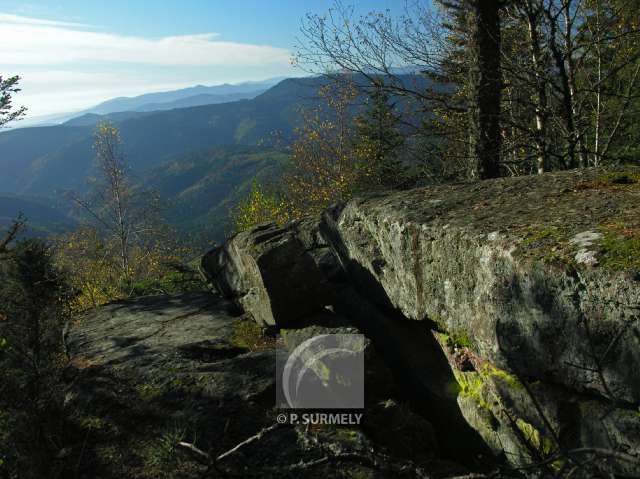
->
[71, 121, 162, 289]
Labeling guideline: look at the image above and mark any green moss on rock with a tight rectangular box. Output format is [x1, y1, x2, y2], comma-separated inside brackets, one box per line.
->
[515, 419, 555, 457]
[453, 370, 490, 410]
[517, 225, 578, 266]
[481, 363, 523, 391]
[433, 324, 473, 350]
[521, 226, 564, 247]
[578, 170, 640, 191]
[230, 319, 274, 351]
[599, 224, 640, 272]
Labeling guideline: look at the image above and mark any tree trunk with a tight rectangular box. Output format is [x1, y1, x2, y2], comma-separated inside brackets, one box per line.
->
[468, 0, 502, 179]
[524, 1, 548, 174]
[562, 2, 587, 168]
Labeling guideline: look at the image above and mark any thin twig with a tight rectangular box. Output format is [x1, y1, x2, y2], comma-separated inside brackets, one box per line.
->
[216, 423, 283, 463]
[176, 441, 211, 465]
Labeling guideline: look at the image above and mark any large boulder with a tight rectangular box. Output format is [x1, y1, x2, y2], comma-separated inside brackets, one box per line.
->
[320, 168, 640, 473]
[203, 167, 640, 473]
[321, 169, 640, 404]
[201, 218, 340, 327]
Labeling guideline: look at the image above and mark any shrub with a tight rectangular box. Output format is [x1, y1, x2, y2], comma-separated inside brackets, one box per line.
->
[232, 179, 288, 232]
[0, 239, 73, 478]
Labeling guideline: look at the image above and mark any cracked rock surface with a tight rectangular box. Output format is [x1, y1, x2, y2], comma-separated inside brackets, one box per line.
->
[203, 167, 640, 475]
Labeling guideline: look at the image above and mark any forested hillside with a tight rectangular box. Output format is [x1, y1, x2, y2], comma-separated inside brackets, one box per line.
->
[0, 194, 76, 236]
[0, 75, 426, 240]
[0, 78, 322, 195]
[144, 147, 288, 241]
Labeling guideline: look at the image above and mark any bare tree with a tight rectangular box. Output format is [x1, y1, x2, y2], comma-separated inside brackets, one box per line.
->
[296, 1, 507, 179]
[0, 214, 25, 260]
[295, 2, 466, 170]
[521, 0, 640, 168]
[519, 0, 551, 173]
[295, 0, 639, 179]
[71, 121, 162, 288]
[579, 0, 640, 165]
[489, 0, 640, 173]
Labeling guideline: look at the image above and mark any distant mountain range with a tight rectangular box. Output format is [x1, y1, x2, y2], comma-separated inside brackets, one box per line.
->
[0, 76, 340, 196]
[0, 74, 426, 243]
[84, 77, 283, 115]
[0, 76, 333, 241]
[12, 77, 286, 129]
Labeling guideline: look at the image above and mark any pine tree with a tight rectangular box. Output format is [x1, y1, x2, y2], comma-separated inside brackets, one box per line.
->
[354, 85, 406, 188]
[0, 239, 72, 477]
[435, 0, 503, 179]
[0, 75, 26, 127]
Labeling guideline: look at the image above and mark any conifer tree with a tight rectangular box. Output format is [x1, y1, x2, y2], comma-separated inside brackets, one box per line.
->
[0, 239, 72, 477]
[436, 0, 503, 178]
[0, 75, 26, 127]
[354, 85, 406, 188]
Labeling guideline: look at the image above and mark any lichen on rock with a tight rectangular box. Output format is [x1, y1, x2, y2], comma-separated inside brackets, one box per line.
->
[202, 167, 640, 473]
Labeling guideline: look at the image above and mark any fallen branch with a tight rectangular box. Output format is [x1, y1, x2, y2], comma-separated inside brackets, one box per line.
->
[176, 441, 211, 465]
[496, 446, 640, 477]
[177, 422, 431, 478]
[448, 475, 493, 479]
[566, 447, 640, 466]
[284, 456, 330, 471]
[327, 451, 431, 478]
[216, 423, 283, 462]
[302, 429, 431, 478]
[176, 423, 284, 466]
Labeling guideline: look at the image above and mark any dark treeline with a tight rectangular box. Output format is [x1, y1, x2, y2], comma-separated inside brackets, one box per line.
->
[295, 0, 640, 180]
[236, 0, 640, 229]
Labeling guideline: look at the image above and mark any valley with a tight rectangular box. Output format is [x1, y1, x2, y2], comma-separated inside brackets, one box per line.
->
[0, 77, 328, 243]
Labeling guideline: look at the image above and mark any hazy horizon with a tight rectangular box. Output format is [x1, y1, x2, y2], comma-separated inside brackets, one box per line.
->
[1, 0, 403, 118]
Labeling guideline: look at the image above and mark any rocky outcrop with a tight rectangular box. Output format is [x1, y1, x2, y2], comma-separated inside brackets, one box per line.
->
[201, 218, 340, 327]
[202, 167, 640, 475]
[67, 294, 466, 478]
[321, 172, 640, 404]
[320, 169, 640, 472]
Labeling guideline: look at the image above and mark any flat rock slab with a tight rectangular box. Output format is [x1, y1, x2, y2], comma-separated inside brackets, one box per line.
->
[63, 293, 431, 478]
[67, 292, 279, 403]
[64, 293, 287, 479]
[69, 292, 243, 370]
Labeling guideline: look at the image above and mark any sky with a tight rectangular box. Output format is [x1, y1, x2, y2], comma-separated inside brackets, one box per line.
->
[0, 0, 406, 118]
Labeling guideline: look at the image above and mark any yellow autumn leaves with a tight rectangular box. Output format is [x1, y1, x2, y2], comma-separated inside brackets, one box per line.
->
[53, 227, 192, 313]
[233, 81, 403, 231]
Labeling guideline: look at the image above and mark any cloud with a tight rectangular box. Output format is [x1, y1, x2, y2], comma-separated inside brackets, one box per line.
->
[15, 70, 193, 114]
[0, 14, 292, 66]
[0, 12, 94, 29]
[0, 13, 296, 117]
